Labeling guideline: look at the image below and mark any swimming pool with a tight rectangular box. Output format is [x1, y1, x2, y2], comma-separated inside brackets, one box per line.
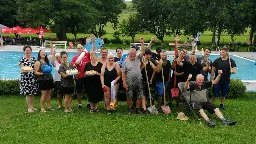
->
[0, 51, 255, 80]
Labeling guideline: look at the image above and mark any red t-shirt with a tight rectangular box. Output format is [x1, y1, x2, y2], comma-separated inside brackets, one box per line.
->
[71, 52, 90, 79]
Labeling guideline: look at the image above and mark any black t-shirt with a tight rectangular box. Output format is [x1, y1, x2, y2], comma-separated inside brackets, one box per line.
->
[183, 62, 202, 81]
[212, 57, 236, 82]
[172, 64, 184, 84]
[152, 53, 160, 61]
[141, 59, 157, 83]
[155, 60, 172, 82]
[189, 81, 212, 91]
[114, 57, 120, 63]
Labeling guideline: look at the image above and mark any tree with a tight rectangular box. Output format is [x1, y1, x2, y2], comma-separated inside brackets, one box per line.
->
[120, 15, 140, 42]
[16, 0, 100, 40]
[90, 0, 124, 36]
[0, 0, 21, 27]
[135, 0, 168, 42]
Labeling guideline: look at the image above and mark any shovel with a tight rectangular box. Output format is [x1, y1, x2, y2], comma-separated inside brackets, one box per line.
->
[161, 67, 171, 114]
[144, 62, 158, 114]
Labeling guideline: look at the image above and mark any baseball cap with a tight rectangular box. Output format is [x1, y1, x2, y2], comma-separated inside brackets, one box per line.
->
[55, 53, 60, 57]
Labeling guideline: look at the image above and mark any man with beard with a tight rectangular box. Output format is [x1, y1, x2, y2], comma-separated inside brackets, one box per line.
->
[122, 38, 145, 114]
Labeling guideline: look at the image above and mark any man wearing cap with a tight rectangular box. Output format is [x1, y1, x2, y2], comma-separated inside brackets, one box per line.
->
[185, 73, 237, 128]
[140, 48, 157, 113]
[71, 44, 91, 108]
[122, 37, 145, 114]
[210, 48, 237, 110]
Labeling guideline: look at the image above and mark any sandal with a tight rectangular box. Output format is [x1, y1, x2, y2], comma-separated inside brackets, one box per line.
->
[28, 109, 34, 113]
[90, 109, 95, 113]
[41, 109, 47, 113]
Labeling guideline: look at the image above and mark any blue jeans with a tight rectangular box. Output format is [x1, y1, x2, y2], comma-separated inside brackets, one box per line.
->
[156, 82, 168, 96]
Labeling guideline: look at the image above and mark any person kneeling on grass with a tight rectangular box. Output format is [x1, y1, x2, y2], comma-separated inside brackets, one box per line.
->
[184, 73, 237, 128]
[58, 51, 75, 113]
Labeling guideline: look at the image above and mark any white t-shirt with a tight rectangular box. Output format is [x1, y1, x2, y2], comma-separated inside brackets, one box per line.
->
[54, 61, 61, 81]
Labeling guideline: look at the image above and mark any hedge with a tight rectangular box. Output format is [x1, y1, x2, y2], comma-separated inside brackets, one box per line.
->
[0, 79, 247, 98]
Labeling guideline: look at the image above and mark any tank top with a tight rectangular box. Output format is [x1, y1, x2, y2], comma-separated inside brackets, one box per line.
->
[104, 63, 118, 87]
[54, 61, 61, 81]
[37, 61, 53, 81]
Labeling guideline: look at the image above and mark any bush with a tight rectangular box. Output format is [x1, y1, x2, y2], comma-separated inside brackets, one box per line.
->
[208, 79, 246, 99]
[0, 80, 20, 95]
[103, 38, 111, 44]
[111, 38, 123, 44]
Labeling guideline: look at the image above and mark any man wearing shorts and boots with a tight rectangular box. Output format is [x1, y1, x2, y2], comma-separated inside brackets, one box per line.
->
[210, 48, 237, 110]
[122, 38, 145, 114]
[185, 73, 236, 128]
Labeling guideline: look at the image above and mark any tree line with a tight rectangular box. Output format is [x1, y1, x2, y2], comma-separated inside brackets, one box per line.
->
[1, 0, 256, 48]
[121, 0, 256, 48]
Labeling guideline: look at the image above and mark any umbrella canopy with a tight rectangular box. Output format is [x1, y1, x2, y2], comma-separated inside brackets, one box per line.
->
[12, 26, 24, 33]
[18, 27, 38, 34]
[36, 27, 51, 33]
[2, 27, 13, 34]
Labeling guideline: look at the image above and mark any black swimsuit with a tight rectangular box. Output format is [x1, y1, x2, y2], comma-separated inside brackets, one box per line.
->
[104, 64, 118, 87]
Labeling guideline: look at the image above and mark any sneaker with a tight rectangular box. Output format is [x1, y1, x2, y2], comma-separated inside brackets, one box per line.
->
[207, 121, 216, 128]
[223, 120, 237, 126]
[107, 110, 112, 114]
[78, 104, 83, 109]
[128, 109, 133, 114]
[220, 104, 225, 110]
[136, 109, 142, 114]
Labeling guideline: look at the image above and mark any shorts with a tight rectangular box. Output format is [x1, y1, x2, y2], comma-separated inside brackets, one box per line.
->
[54, 81, 62, 93]
[61, 87, 74, 95]
[142, 82, 150, 98]
[39, 79, 54, 90]
[75, 78, 86, 94]
[126, 81, 143, 100]
[213, 82, 230, 97]
[196, 102, 216, 114]
[156, 82, 168, 96]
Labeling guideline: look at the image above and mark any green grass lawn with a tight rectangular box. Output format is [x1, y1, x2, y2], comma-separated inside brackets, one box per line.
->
[0, 93, 256, 143]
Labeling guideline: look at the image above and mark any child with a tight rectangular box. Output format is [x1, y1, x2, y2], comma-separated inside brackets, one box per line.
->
[58, 51, 75, 112]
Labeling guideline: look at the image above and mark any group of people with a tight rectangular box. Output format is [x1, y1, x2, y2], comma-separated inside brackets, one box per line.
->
[19, 36, 237, 127]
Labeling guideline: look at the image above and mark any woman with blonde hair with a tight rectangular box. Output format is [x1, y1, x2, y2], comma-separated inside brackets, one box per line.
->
[84, 51, 104, 113]
[101, 53, 121, 113]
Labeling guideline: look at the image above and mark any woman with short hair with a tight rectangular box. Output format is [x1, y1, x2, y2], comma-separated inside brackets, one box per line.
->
[19, 46, 39, 113]
[101, 53, 121, 112]
[84, 51, 104, 113]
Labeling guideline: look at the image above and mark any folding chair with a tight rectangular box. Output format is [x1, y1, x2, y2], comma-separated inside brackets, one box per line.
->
[177, 82, 200, 117]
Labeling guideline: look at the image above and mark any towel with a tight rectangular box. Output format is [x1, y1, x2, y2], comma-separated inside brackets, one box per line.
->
[110, 80, 116, 108]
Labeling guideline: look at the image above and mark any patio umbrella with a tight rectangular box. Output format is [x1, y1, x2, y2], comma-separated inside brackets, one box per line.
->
[11, 26, 24, 33]
[18, 27, 38, 34]
[36, 27, 51, 33]
[2, 27, 13, 34]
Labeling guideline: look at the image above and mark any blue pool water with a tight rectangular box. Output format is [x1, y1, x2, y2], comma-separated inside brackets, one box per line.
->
[0, 51, 255, 80]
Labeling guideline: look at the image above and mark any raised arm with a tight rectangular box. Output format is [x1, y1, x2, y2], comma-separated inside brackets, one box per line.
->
[147, 37, 155, 49]
[91, 36, 96, 52]
[184, 74, 192, 90]
[140, 37, 145, 57]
